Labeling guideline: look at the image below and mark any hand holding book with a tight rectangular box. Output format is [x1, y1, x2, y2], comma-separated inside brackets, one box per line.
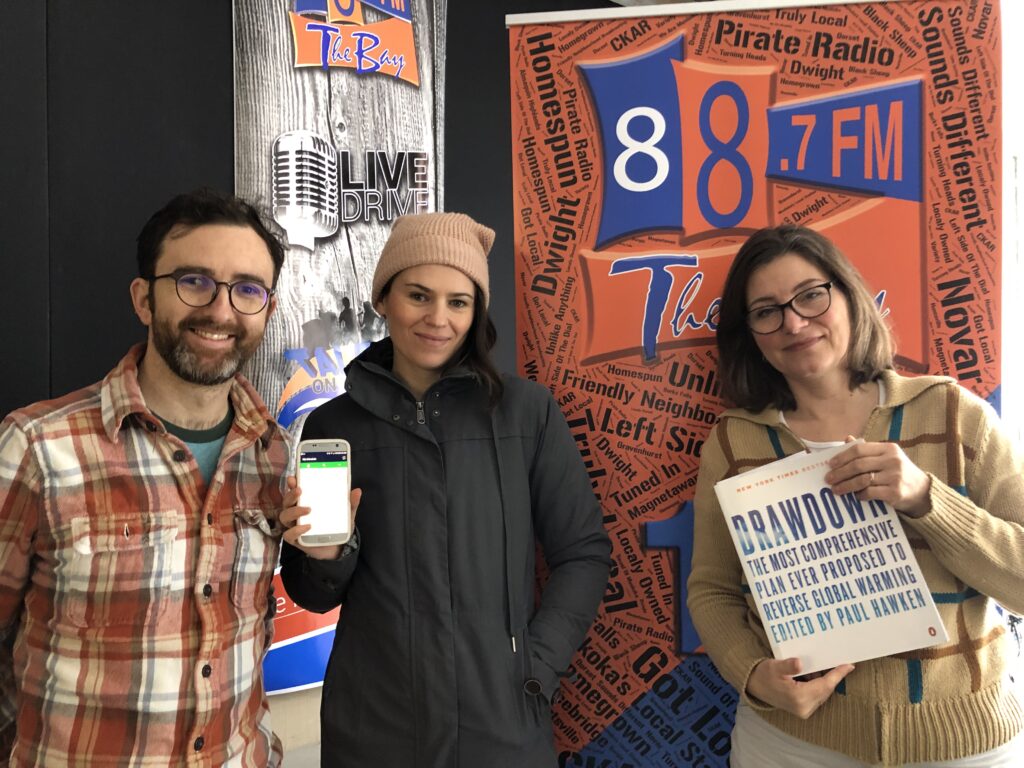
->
[825, 437, 932, 518]
[714, 441, 947, 675]
[746, 657, 855, 720]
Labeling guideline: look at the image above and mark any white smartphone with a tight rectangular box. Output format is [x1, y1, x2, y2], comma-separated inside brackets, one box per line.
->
[296, 439, 352, 547]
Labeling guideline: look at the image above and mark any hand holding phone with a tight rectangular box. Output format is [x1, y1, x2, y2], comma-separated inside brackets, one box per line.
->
[281, 480, 361, 561]
[294, 439, 353, 547]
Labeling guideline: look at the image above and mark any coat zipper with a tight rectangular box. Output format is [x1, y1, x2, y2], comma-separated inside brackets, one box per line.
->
[416, 400, 425, 424]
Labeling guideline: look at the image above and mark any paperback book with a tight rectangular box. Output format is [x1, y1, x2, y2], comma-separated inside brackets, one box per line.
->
[714, 442, 948, 674]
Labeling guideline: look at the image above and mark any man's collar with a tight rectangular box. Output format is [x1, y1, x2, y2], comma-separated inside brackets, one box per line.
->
[100, 342, 279, 447]
[100, 344, 152, 442]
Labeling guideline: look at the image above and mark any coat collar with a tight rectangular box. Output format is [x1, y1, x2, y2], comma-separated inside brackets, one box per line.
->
[345, 338, 478, 398]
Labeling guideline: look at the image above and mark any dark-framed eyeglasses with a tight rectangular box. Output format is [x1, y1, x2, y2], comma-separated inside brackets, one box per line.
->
[151, 272, 273, 315]
[746, 281, 833, 334]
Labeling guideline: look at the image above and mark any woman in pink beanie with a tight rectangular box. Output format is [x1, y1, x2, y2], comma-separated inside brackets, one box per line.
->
[280, 212, 612, 767]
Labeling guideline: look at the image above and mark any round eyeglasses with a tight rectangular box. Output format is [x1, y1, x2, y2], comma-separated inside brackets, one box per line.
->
[746, 281, 833, 334]
[151, 272, 273, 315]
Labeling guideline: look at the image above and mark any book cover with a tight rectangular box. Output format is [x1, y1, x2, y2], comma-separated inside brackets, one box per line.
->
[714, 442, 948, 674]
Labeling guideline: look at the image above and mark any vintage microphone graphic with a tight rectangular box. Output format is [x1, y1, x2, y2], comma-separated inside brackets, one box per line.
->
[272, 130, 340, 251]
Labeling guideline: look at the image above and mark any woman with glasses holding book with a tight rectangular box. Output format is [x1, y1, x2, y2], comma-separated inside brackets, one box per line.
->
[687, 225, 1024, 766]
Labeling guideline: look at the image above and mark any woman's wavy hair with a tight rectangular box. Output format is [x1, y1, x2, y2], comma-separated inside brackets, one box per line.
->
[378, 280, 504, 408]
[716, 225, 894, 411]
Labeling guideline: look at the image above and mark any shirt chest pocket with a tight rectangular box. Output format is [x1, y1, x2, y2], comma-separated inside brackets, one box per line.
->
[59, 512, 182, 628]
[230, 508, 280, 614]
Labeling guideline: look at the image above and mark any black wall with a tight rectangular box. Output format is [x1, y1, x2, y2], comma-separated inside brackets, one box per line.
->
[1, 2, 235, 417]
[2, 5, 50, 416]
[0, 0, 612, 417]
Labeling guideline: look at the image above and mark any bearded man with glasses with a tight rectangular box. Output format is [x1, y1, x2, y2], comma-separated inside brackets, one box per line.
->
[0, 188, 290, 767]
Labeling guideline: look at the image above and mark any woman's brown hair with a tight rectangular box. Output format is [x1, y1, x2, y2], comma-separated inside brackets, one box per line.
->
[716, 225, 894, 412]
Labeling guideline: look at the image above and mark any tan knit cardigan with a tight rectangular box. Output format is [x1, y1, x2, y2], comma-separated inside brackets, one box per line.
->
[687, 371, 1024, 766]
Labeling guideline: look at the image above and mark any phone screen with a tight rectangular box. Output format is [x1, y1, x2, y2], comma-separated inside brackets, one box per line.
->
[299, 447, 351, 539]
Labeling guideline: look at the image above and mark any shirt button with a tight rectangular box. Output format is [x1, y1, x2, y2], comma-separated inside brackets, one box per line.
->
[202, 664, 212, 678]
[202, 584, 213, 598]
[194, 736, 205, 751]
[392, 414, 401, 421]
[432, 410, 440, 417]
[172, 449, 188, 462]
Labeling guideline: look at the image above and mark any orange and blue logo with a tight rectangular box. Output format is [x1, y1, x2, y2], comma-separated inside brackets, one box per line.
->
[289, 0, 420, 86]
[276, 344, 366, 428]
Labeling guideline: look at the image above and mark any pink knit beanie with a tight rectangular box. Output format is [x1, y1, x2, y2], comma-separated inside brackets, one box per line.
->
[372, 212, 495, 307]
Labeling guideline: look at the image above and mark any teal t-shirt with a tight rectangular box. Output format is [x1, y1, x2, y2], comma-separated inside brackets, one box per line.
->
[159, 406, 234, 485]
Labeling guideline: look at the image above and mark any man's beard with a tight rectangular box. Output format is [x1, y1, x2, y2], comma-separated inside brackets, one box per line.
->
[151, 314, 263, 386]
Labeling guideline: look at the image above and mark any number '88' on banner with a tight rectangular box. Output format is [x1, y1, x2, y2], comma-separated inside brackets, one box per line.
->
[579, 35, 922, 247]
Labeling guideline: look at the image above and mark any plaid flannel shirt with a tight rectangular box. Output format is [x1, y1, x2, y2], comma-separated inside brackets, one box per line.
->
[0, 345, 289, 767]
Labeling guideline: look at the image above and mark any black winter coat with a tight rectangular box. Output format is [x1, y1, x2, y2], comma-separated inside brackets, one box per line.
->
[281, 340, 611, 767]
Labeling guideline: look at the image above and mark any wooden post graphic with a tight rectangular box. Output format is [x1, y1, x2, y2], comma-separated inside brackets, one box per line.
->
[234, 0, 446, 693]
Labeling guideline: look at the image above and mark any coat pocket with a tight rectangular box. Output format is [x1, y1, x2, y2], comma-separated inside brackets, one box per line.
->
[59, 511, 181, 628]
[520, 628, 552, 728]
